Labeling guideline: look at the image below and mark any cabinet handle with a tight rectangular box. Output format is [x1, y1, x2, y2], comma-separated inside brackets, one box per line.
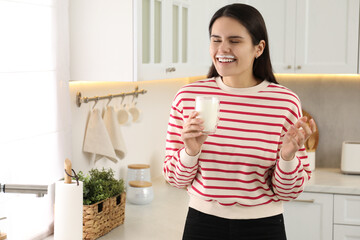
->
[297, 65, 302, 70]
[293, 199, 315, 203]
[166, 67, 176, 73]
[287, 65, 292, 69]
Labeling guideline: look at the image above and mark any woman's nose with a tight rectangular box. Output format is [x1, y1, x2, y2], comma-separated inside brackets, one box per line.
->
[218, 41, 230, 52]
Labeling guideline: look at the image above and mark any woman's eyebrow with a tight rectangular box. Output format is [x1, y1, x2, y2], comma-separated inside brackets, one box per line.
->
[229, 36, 243, 39]
[210, 34, 244, 39]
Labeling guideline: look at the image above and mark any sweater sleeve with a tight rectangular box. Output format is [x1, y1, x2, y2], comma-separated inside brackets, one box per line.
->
[271, 99, 311, 201]
[162, 95, 199, 188]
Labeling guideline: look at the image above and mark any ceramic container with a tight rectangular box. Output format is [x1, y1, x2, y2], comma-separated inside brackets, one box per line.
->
[126, 181, 154, 205]
[341, 141, 360, 174]
[308, 151, 316, 172]
[127, 164, 151, 184]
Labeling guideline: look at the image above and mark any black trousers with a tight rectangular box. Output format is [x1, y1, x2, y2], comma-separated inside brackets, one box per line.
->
[182, 208, 287, 240]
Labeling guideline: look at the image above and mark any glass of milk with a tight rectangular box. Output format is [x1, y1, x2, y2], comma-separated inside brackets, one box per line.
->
[195, 96, 220, 134]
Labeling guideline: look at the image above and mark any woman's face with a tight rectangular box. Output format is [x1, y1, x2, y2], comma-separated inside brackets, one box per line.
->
[209, 16, 261, 79]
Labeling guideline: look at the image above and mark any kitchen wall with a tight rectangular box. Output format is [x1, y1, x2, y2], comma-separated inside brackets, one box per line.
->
[69, 74, 360, 181]
[69, 77, 193, 180]
[277, 74, 360, 168]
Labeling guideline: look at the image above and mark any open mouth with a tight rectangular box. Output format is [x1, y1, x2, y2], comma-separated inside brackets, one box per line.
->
[216, 55, 236, 63]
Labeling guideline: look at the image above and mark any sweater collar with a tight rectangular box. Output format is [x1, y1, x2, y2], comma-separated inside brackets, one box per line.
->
[215, 76, 270, 94]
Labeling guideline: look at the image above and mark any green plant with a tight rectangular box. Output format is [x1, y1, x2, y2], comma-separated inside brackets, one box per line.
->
[77, 168, 125, 205]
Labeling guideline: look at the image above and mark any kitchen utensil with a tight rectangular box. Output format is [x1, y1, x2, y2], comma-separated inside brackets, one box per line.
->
[127, 180, 154, 205]
[302, 110, 319, 171]
[127, 164, 151, 182]
[117, 103, 132, 125]
[302, 109, 319, 152]
[127, 101, 141, 122]
[54, 159, 83, 240]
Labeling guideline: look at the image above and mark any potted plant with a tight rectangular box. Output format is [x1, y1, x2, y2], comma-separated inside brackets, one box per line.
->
[78, 168, 125, 240]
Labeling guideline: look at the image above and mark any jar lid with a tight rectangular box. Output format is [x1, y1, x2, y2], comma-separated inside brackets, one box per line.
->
[128, 180, 152, 188]
[128, 164, 150, 169]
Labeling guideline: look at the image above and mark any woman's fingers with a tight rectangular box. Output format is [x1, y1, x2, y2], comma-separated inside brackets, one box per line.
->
[183, 111, 204, 132]
[182, 111, 204, 138]
[183, 121, 204, 134]
[309, 118, 317, 132]
[288, 117, 318, 146]
[282, 117, 318, 161]
[288, 125, 303, 147]
[182, 131, 203, 140]
[299, 120, 312, 140]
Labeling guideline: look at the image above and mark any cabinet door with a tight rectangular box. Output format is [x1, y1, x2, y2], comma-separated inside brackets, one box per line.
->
[283, 192, 333, 240]
[295, 0, 359, 74]
[334, 225, 360, 240]
[334, 194, 360, 226]
[136, 0, 167, 81]
[189, 0, 228, 78]
[236, 0, 296, 74]
[137, 0, 229, 81]
[70, 0, 133, 81]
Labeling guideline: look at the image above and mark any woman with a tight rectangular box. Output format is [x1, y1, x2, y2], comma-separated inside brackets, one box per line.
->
[163, 3, 316, 240]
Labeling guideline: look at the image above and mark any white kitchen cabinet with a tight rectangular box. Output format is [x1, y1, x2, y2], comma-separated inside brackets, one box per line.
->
[136, 0, 225, 81]
[136, 0, 190, 81]
[235, 0, 360, 74]
[285, 193, 360, 240]
[69, 0, 133, 82]
[334, 194, 360, 239]
[283, 192, 333, 240]
[69, 0, 360, 82]
[334, 225, 360, 240]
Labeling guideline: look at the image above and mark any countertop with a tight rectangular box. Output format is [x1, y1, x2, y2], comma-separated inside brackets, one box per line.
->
[45, 168, 360, 240]
[304, 168, 360, 195]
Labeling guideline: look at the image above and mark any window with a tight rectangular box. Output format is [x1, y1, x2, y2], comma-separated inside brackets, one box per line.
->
[0, 0, 70, 239]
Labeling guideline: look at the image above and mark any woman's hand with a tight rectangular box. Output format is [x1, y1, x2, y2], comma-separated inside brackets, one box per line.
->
[281, 116, 317, 161]
[181, 111, 208, 156]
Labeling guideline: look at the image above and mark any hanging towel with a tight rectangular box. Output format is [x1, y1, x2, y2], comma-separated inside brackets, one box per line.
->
[83, 108, 118, 162]
[103, 106, 127, 159]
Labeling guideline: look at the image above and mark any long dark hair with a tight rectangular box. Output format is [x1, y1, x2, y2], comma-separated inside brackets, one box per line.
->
[207, 4, 278, 84]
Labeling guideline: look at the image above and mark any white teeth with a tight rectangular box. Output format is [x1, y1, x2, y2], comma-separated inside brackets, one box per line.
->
[218, 58, 235, 63]
[216, 55, 235, 58]
[216, 55, 236, 63]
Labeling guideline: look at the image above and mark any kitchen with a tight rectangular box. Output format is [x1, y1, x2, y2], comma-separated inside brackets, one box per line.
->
[1, 0, 360, 239]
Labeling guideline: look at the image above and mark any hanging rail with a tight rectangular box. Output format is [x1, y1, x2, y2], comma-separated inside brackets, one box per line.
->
[76, 86, 147, 107]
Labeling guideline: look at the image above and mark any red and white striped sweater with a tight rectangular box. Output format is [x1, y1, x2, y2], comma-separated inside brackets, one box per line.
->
[163, 77, 311, 219]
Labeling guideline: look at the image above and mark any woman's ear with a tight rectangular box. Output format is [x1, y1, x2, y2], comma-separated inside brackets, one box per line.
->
[255, 40, 266, 59]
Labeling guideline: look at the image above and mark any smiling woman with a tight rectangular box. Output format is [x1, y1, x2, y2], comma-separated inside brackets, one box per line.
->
[163, 3, 316, 240]
[0, 0, 71, 239]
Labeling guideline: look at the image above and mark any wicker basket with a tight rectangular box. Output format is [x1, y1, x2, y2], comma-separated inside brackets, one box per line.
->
[83, 192, 126, 240]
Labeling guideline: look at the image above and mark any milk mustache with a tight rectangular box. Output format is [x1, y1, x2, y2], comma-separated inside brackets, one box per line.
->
[195, 96, 220, 134]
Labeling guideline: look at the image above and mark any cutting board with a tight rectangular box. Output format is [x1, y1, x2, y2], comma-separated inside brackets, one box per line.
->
[302, 109, 319, 152]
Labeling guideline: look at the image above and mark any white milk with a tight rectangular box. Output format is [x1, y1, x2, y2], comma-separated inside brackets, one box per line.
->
[195, 96, 220, 134]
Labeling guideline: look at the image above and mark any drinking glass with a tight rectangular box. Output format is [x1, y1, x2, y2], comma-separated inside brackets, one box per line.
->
[195, 96, 220, 134]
